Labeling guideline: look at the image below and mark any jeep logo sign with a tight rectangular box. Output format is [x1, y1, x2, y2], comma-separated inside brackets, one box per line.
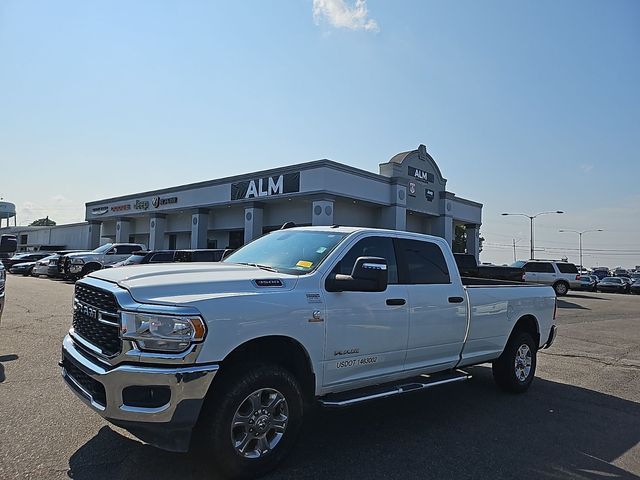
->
[231, 172, 300, 200]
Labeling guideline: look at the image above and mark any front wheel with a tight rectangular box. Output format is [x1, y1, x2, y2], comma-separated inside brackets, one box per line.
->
[197, 364, 304, 479]
[492, 331, 537, 393]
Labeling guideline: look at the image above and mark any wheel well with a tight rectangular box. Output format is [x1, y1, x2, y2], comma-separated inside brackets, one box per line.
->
[217, 336, 316, 404]
[83, 262, 102, 270]
[553, 280, 569, 286]
[511, 315, 540, 347]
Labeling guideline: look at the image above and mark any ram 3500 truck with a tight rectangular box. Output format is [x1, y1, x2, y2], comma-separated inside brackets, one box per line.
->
[61, 227, 557, 479]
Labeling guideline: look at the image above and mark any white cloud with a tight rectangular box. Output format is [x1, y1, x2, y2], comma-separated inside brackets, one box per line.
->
[580, 164, 594, 174]
[312, 0, 379, 32]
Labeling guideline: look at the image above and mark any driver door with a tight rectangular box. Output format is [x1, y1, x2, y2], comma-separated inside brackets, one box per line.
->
[322, 235, 409, 388]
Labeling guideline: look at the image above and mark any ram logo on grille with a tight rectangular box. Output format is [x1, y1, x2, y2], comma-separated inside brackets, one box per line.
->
[77, 301, 98, 320]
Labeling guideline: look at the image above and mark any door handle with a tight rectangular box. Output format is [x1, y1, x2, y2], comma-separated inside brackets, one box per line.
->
[448, 296, 464, 304]
[386, 298, 406, 306]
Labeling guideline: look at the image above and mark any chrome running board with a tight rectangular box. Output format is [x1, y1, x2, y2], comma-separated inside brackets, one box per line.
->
[319, 369, 472, 408]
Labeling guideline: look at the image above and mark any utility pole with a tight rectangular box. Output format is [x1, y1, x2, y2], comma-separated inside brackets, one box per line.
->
[559, 229, 604, 270]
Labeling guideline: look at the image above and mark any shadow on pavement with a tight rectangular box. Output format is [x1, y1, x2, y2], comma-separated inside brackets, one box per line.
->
[557, 299, 590, 310]
[0, 353, 18, 383]
[67, 367, 640, 480]
[565, 293, 609, 300]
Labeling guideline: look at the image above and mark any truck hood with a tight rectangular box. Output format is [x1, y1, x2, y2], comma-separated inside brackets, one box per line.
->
[89, 262, 299, 305]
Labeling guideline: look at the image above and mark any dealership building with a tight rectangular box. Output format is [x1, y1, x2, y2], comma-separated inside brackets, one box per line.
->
[3, 145, 483, 258]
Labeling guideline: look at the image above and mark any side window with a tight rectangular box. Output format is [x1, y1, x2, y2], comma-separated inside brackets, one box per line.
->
[118, 245, 142, 255]
[557, 263, 578, 274]
[192, 251, 217, 262]
[524, 262, 538, 273]
[332, 236, 398, 284]
[395, 239, 450, 285]
[540, 263, 555, 273]
[149, 252, 174, 263]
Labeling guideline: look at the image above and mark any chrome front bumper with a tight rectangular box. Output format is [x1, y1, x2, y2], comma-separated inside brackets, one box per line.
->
[61, 334, 218, 451]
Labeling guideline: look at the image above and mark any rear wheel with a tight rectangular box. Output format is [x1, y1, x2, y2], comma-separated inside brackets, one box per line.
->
[553, 281, 569, 296]
[492, 331, 537, 393]
[197, 364, 304, 479]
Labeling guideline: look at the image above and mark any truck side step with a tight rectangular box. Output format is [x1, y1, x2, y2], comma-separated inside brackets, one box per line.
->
[318, 369, 472, 408]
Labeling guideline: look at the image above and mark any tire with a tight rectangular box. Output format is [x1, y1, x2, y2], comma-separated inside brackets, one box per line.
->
[553, 281, 569, 296]
[80, 264, 101, 278]
[197, 363, 304, 480]
[492, 331, 537, 393]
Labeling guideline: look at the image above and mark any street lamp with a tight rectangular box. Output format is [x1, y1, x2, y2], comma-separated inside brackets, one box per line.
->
[558, 229, 603, 270]
[501, 211, 564, 260]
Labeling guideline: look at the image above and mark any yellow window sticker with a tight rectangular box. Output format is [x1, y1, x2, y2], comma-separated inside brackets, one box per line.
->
[296, 260, 313, 268]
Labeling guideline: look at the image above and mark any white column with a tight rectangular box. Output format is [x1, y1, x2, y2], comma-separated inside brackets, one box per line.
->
[435, 215, 454, 247]
[115, 218, 131, 243]
[311, 200, 334, 226]
[244, 206, 264, 245]
[381, 183, 407, 230]
[191, 209, 209, 249]
[87, 221, 101, 249]
[149, 215, 166, 250]
[465, 224, 481, 260]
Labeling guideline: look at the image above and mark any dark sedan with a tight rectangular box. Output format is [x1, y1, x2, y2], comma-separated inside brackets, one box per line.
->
[9, 261, 37, 276]
[631, 280, 640, 295]
[578, 275, 598, 292]
[597, 277, 630, 294]
[2, 251, 53, 270]
[109, 249, 232, 268]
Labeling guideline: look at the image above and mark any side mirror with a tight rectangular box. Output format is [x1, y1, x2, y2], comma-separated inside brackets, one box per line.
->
[0, 235, 17, 254]
[325, 256, 388, 292]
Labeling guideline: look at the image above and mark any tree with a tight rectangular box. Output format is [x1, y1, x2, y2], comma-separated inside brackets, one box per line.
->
[453, 225, 485, 254]
[29, 216, 56, 226]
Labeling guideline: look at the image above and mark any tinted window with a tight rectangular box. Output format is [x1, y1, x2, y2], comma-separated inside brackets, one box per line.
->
[333, 236, 398, 284]
[395, 239, 450, 285]
[557, 263, 578, 274]
[525, 262, 555, 273]
[117, 245, 142, 255]
[149, 252, 175, 263]
[192, 251, 222, 262]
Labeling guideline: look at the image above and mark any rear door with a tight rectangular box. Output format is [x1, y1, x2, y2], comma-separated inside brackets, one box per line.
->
[323, 235, 409, 388]
[395, 238, 468, 372]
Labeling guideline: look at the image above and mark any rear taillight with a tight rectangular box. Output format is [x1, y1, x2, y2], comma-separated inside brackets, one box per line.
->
[576, 275, 580, 280]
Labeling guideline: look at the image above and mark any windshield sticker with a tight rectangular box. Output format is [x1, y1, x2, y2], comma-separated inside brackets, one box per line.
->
[296, 260, 313, 268]
[316, 246, 327, 254]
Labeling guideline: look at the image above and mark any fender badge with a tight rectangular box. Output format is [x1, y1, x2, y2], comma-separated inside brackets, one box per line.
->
[308, 310, 323, 323]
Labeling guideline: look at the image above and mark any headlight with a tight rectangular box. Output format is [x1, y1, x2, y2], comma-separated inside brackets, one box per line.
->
[71, 258, 85, 265]
[121, 312, 206, 352]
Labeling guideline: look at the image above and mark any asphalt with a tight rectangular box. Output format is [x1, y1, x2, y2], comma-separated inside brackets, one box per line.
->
[0, 276, 638, 479]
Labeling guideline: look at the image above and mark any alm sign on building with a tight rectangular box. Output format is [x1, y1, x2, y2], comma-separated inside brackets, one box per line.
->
[231, 173, 300, 200]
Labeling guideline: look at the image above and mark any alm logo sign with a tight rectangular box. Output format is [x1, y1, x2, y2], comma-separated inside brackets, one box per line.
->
[408, 166, 434, 183]
[231, 172, 300, 200]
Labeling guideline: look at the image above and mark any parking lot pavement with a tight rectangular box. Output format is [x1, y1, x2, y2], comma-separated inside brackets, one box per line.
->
[0, 276, 638, 480]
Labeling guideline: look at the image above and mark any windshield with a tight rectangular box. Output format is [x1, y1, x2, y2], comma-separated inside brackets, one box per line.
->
[92, 243, 113, 254]
[602, 277, 621, 283]
[223, 230, 348, 275]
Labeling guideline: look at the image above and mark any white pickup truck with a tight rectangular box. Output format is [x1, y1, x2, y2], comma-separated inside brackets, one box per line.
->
[61, 226, 557, 479]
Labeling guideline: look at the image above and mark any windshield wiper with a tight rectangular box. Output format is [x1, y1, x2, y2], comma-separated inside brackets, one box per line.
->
[235, 262, 280, 273]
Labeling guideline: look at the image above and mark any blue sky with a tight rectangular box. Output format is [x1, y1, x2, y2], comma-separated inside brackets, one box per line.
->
[1, 0, 638, 266]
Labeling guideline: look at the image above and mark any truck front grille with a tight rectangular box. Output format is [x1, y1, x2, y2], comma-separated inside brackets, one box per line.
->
[72, 284, 121, 357]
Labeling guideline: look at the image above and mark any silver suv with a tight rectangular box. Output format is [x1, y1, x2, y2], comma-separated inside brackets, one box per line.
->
[514, 260, 580, 296]
[64, 243, 145, 279]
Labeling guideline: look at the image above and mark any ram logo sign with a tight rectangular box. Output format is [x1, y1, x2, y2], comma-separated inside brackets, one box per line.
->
[231, 172, 300, 200]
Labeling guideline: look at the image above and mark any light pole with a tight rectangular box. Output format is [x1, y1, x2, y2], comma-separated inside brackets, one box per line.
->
[501, 211, 564, 260]
[558, 229, 603, 270]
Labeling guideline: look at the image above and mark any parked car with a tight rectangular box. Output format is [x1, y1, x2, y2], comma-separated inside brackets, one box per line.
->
[512, 260, 580, 296]
[0, 263, 5, 324]
[597, 277, 630, 294]
[2, 251, 54, 270]
[32, 254, 58, 277]
[631, 280, 640, 295]
[40, 250, 87, 277]
[61, 243, 145, 280]
[578, 275, 598, 292]
[629, 272, 640, 283]
[61, 226, 557, 479]
[9, 261, 37, 276]
[591, 268, 611, 281]
[110, 249, 232, 268]
[614, 270, 631, 279]
[454, 253, 524, 282]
